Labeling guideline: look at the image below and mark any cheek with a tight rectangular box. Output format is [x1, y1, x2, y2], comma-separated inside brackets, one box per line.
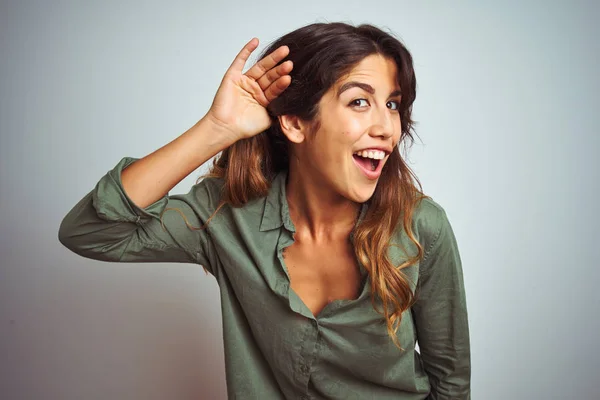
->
[395, 118, 402, 134]
[337, 127, 364, 145]
[345, 119, 367, 137]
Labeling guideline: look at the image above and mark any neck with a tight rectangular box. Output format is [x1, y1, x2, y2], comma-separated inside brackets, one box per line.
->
[285, 165, 360, 243]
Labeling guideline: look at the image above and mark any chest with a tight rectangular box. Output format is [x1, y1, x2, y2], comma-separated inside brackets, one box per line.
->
[281, 240, 363, 317]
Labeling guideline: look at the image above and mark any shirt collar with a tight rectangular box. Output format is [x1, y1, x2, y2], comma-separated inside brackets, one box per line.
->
[259, 170, 369, 233]
[259, 170, 294, 232]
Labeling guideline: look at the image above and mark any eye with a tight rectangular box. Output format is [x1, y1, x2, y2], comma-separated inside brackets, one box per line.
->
[387, 100, 400, 111]
[349, 98, 369, 108]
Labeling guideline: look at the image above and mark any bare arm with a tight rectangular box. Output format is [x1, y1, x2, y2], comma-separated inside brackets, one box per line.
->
[58, 37, 293, 270]
[121, 37, 293, 209]
[120, 116, 235, 209]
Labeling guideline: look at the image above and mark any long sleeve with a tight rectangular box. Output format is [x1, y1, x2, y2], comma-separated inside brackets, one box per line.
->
[411, 206, 471, 399]
[58, 157, 221, 276]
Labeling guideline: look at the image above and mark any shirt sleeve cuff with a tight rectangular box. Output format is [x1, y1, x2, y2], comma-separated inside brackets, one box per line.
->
[92, 157, 169, 224]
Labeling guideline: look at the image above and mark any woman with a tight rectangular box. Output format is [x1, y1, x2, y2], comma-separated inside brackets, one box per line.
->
[59, 22, 470, 399]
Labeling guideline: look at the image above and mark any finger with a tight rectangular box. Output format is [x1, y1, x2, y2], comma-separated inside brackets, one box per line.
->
[257, 60, 293, 91]
[226, 38, 259, 74]
[244, 45, 290, 81]
[240, 78, 270, 108]
[264, 75, 292, 104]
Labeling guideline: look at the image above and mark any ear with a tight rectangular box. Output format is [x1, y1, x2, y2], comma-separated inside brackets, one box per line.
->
[277, 115, 307, 144]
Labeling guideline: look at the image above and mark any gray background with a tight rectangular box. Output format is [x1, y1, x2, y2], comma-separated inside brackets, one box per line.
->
[1, 1, 599, 399]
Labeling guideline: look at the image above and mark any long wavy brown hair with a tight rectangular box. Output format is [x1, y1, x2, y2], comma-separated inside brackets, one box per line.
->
[189, 22, 428, 350]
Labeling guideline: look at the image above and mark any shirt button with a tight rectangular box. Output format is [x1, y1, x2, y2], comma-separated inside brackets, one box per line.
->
[301, 365, 309, 374]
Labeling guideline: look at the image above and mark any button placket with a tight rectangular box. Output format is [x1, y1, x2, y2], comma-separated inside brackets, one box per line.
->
[294, 319, 319, 392]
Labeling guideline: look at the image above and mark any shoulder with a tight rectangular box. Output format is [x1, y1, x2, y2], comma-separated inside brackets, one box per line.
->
[411, 196, 452, 253]
[195, 175, 226, 192]
[388, 195, 450, 261]
[190, 175, 226, 206]
[189, 174, 269, 220]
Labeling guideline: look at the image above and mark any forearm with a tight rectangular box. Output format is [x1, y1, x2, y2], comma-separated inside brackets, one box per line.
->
[121, 115, 236, 209]
[58, 156, 220, 266]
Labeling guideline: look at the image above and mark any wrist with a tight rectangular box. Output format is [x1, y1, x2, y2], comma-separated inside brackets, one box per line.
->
[197, 113, 240, 148]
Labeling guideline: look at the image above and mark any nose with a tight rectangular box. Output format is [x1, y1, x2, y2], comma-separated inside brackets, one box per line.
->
[369, 105, 396, 140]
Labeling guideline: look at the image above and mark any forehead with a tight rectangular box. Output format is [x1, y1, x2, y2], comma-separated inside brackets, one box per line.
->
[335, 54, 400, 91]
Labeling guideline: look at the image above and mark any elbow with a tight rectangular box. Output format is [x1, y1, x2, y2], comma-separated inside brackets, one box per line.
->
[57, 215, 84, 256]
[57, 191, 133, 262]
[425, 360, 471, 399]
[57, 214, 133, 263]
[57, 213, 101, 260]
[58, 215, 73, 248]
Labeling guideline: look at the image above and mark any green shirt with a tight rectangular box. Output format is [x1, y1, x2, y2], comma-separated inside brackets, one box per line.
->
[58, 157, 470, 400]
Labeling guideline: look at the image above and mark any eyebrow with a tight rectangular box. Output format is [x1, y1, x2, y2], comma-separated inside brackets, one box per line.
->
[336, 81, 402, 98]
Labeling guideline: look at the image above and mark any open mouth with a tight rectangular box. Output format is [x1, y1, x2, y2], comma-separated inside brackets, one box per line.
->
[352, 154, 380, 171]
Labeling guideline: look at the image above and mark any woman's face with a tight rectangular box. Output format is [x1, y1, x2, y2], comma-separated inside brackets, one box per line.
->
[299, 54, 402, 203]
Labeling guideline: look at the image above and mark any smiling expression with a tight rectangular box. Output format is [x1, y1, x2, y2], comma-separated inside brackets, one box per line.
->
[294, 53, 402, 203]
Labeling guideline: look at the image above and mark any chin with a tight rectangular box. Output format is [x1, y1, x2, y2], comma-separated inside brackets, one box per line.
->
[347, 185, 377, 204]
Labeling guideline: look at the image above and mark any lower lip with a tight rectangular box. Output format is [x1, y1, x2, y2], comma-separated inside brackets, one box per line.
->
[352, 155, 385, 180]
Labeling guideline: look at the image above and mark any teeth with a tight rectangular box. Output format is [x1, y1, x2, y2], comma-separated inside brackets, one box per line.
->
[353, 150, 385, 160]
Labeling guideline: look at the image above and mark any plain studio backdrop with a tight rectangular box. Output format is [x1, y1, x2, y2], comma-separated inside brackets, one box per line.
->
[1, 1, 598, 399]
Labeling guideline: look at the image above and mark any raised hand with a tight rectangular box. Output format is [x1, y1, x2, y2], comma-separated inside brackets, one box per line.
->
[205, 38, 293, 142]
